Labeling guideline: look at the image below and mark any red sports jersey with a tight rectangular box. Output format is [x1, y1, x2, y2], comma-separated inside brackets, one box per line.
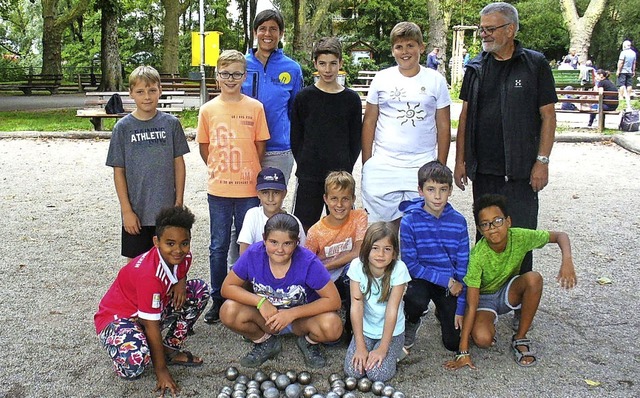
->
[94, 248, 191, 334]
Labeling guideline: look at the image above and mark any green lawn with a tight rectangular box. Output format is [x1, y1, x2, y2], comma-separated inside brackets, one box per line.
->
[0, 108, 198, 132]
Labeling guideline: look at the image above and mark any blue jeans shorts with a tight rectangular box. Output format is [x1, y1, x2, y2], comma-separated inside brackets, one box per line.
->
[477, 276, 521, 322]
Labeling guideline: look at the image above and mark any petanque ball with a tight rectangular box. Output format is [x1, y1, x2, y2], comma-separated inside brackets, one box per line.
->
[392, 391, 406, 398]
[371, 381, 385, 396]
[234, 383, 248, 392]
[270, 371, 279, 382]
[286, 369, 298, 383]
[331, 380, 346, 389]
[343, 393, 357, 398]
[217, 394, 230, 398]
[261, 380, 276, 391]
[253, 370, 269, 383]
[221, 386, 233, 395]
[328, 373, 342, 384]
[344, 377, 357, 391]
[302, 385, 317, 398]
[247, 393, 261, 398]
[264, 386, 280, 398]
[357, 378, 372, 392]
[285, 383, 302, 398]
[237, 375, 250, 385]
[298, 371, 312, 385]
[332, 386, 345, 396]
[326, 392, 340, 398]
[382, 385, 395, 397]
[226, 366, 239, 381]
[247, 380, 260, 390]
[232, 390, 247, 398]
[246, 387, 261, 396]
[276, 374, 291, 390]
[310, 395, 324, 398]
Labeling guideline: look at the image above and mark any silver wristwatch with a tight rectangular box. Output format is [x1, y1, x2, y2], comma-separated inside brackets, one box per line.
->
[536, 155, 550, 164]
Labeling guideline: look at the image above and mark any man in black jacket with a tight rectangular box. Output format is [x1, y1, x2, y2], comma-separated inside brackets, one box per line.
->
[453, 2, 557, 330]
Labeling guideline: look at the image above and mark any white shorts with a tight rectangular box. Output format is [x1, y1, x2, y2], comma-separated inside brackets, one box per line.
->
[361, 155, 419, 222]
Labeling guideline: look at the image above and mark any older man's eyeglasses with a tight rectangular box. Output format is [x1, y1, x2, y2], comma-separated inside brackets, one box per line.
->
[478, 217, 505, 231]
[218, 71, 245, 80]
[477, 23, 510, 36]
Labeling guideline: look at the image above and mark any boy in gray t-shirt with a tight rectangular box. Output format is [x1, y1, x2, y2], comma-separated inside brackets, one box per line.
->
[106, 66, 190, 259]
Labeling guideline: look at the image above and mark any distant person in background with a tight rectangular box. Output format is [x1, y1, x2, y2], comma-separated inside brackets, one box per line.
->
[617, 40, 636, 111]
[558, 57, 573, 70]
[588, 69, 619, 127]
[559, 86, 578, 111]
[567, 48, 579, 69]
[580, 59, 595, 85]
[462, 48, 470, 68]
[426, 47, 442, 70]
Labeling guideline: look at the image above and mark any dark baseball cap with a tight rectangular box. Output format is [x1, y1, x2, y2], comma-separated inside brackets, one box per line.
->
[256, 167, 287, 191]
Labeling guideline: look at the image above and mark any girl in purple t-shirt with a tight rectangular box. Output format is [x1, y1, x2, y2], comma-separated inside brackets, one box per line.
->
[220, 213, 343, 368]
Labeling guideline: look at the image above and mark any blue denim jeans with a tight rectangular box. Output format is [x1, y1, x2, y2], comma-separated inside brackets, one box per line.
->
[207, 194, 259, 300]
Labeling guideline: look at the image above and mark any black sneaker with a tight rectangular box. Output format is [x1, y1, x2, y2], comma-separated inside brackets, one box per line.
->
[240, 336, 282, 368]
[403, 318, 423, 349]
[204, 299, 222, 324]
[296, 335, 326, 368]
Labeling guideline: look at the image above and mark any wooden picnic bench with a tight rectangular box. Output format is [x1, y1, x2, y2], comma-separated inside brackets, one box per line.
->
[76, 91, 185, 131]
[76, 73, 101, 91]
[552, 69, 595, 89]
[555, 89, 619, 132]
[160, 75, 218, 96]
[17, 74, 63, 95]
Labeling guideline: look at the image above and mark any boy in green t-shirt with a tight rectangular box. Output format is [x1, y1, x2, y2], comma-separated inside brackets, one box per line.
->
[445, 194, 576, 370]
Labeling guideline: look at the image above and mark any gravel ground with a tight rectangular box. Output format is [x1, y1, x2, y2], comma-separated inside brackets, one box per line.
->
[1, 137, 639, 398]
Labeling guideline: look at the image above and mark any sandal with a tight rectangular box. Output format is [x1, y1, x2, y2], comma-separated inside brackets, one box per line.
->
[165, 349, 203, 367]
[511, 335, 537, 367]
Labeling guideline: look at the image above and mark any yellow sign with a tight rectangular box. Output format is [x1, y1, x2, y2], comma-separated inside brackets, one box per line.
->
[191, 31, 222, 66]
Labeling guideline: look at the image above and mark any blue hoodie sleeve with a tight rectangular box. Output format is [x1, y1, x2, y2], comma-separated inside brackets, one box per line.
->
[454, 218, 470, 316]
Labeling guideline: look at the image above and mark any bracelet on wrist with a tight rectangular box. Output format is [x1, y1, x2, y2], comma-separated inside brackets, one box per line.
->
[256, 296, 267, 310]
[455, 351, 470, 360]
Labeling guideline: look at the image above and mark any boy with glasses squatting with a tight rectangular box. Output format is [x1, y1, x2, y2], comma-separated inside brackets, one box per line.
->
[196, 49, 270, 325]
[445, 194, 577, 370]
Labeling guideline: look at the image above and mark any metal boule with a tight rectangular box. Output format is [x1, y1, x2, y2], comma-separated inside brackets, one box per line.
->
[343, 392, 357, 398]
[332, 386, 345, 396]
[371, 381, 385, 396]
[247, 393, 261, 398]
[264, 386, 280, 398]
[237, 375, 250, 385]
[270, 371, 279, 382]
[286, 370, 298, 383]
[253, 370, 268, 383]
[382, 385, 395, 397]
[392, 391, 406, 398]
[217, 393, 230, 398]
[247, 380, 260, 390]
[285, 383, 302, 398]
[261, 380, 276, 391]
[221, 386, 233, 395]
[232, 390, 247, 398]
[331, 380, 346, 389]
[344, 377, 357, 391]
[326, 392, 340, 398]
[357, 378, 372, 392]
[310, 394, 324, 398]
[328, 373, 342, 384]
[246, 387, 261, 396]
[302, 384, 317, 398]
[225, 366, 239, 381]
[298, 371, 312, 385]
[276, 374, 291, 390]
[234, 383, 248, 392]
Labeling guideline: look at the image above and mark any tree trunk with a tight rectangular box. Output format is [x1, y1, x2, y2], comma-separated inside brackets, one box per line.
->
[41, 0, 88, 75]
[292, 0, 302, 54]
[559, 0, 608, 63]
[161, 0, 188, 74]
[100, 2, 122, 91]
[426, 0, 451, 76]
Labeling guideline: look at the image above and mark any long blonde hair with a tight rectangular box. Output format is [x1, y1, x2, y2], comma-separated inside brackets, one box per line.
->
[359, 222, 398, 303]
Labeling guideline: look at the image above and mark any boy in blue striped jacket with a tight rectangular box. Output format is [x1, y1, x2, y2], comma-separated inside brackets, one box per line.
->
[399, 161, 470, 354]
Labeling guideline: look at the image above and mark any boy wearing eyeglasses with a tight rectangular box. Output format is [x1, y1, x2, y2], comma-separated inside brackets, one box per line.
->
[444, 194, 576, 370]
[196, 49, 270, 324]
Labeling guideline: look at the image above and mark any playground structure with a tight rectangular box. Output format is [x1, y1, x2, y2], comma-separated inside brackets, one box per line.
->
[450, 25, 478, 87]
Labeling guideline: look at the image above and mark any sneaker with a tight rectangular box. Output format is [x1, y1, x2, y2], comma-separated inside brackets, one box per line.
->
[403, 318, 423, 349]
[204, 299, 222, 324]
[240, 336, 282, 368]
[397, 347, 409, 362]
[296, 335, 326, 368]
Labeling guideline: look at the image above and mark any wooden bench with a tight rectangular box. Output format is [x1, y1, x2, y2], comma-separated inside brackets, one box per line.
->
[356, 70, 378, 86]
[555, 89, 619, 132]
[17, 74, 63, 95]
[77, 73, 101, 91]
[76, 91, 185, 131]
[552, 69, 594, 89]
[160, 75, 218, 96]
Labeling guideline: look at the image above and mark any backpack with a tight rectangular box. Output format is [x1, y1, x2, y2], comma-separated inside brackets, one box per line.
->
[619, 110, 640, 132]
[105, 93, 124, 114]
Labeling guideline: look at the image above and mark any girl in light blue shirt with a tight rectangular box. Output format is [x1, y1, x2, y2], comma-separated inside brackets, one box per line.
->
[344, 222, 411, 382]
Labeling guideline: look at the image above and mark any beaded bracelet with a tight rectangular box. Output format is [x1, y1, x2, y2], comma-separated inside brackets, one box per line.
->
[455, 351, 470, 361]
